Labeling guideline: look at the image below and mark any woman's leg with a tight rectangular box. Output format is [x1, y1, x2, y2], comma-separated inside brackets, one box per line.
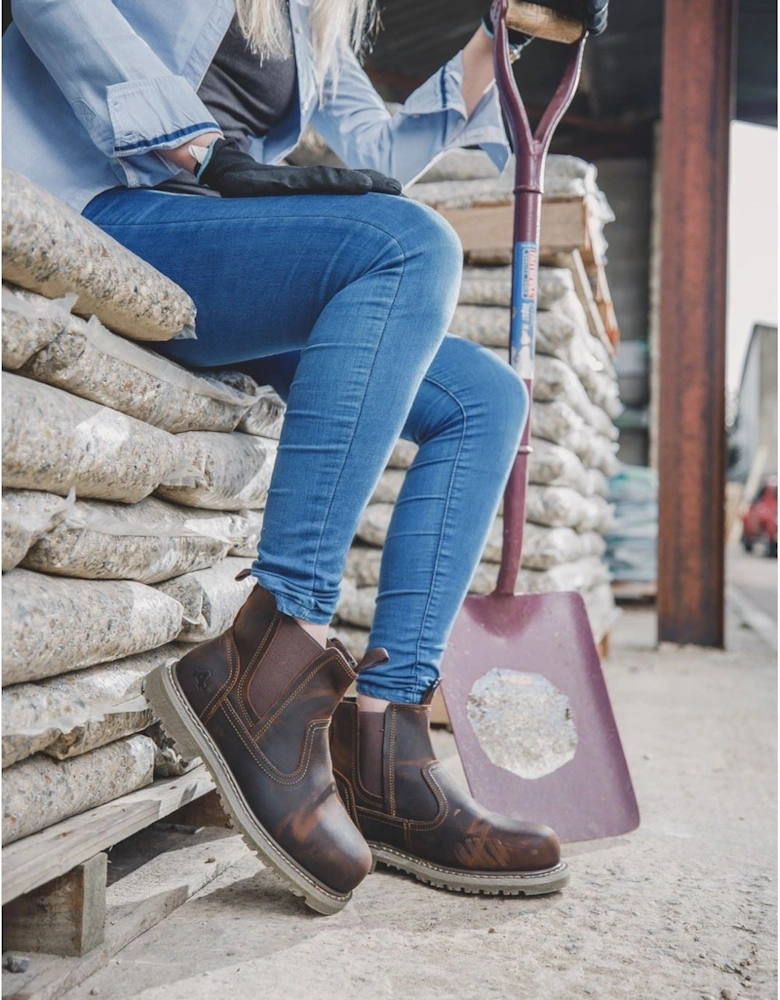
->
[251, 335, 528, 703]
[85, 187, 465, 910]
[84, 189, 463, 625]
[362, 334, 528, 702]
[326, 338, 565, 895]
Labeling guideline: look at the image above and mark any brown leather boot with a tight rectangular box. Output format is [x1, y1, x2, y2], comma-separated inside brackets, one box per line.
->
[330, 653, 569, 896]
[144, 584, 372, 914]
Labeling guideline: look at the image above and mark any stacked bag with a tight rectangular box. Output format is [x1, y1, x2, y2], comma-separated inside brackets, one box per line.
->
[333, 150, 622, 657]
[1, 169, 285, 845]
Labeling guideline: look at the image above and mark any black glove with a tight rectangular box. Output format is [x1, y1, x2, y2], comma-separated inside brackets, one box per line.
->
[198, 138, 403, 198]
[533, 0, 608, 36]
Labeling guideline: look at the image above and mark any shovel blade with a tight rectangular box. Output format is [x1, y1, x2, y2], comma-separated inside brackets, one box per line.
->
[441, 590, 639, 843]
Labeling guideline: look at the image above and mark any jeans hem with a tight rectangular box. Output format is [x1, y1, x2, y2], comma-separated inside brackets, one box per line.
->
[251, 571, 333, 624]
[355, 676, 433, 705]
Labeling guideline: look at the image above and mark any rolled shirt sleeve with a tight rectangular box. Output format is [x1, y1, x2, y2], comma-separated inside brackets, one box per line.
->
[12, 0, 221, 165]
[311, 48, 511, 188]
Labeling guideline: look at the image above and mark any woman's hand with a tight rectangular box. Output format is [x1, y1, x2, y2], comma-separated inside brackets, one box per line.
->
[160, 130, 223, 173]
[196, 138, 403, 197]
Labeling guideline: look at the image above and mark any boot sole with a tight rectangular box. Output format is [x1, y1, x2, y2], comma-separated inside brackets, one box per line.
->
[369, 844, 570, 896]
[144, 661, 352, 916]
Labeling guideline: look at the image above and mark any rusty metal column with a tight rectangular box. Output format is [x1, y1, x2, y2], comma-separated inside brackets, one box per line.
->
[657, 0, 735, 647]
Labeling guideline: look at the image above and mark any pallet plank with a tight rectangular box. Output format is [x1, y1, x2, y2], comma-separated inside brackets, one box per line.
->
[2, 767, 214, 904]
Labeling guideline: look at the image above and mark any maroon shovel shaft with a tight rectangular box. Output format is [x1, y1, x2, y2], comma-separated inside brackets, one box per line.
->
[490, 0, 587, 594]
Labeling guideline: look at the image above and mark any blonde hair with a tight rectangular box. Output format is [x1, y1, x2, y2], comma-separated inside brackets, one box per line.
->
[235, 0, 377, 93]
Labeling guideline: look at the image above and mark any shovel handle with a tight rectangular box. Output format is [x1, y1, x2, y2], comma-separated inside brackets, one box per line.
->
[507, 1, 584, 44]
[492, 0, 587, 596]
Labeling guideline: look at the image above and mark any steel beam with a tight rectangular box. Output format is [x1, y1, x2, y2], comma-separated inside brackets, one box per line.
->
[657, 0, 736, 646]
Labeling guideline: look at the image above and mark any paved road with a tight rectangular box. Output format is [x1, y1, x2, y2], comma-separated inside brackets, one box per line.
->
[727, 541, 777, 622]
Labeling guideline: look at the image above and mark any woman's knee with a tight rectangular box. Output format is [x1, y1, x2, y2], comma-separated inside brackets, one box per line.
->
[367, 197, 463, 315]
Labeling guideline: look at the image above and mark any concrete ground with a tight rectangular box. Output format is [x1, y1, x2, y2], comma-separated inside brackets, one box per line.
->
[63, 601, 776, 1000]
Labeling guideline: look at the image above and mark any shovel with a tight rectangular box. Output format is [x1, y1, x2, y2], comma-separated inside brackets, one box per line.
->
[440, 0, 639, 843]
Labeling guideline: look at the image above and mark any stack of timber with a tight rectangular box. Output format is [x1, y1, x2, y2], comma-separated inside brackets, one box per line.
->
[1, 170, 284, 966]
[334, 150, 623, 658]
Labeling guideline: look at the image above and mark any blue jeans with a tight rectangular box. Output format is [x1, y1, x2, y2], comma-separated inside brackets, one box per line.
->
[83, 189, 528, 703]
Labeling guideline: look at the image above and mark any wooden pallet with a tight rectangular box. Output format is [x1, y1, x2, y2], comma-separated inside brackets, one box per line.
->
[612, 580, 657, 604]
[434, 196, 620, 352]
[2, 766, 226, 1000]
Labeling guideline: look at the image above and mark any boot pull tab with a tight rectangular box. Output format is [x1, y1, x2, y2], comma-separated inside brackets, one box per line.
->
[326, 636, 358, 670]
[420, 678, 441, 705]
[235, 568, 253, 581]
[356, 647, 390, 672]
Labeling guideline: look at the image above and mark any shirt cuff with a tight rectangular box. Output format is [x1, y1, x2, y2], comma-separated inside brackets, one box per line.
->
[106, 74, 220, 158]
[398, 51, 511, 175]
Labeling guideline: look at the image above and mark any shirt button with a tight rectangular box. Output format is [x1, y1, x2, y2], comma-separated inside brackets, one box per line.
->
[302, 100, 310, 111]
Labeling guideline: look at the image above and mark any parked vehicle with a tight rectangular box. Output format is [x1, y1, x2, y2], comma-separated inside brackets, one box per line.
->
[742, 478, 778, 557]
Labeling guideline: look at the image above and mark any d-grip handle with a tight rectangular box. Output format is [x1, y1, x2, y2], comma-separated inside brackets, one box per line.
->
[507, 1, 583, 44]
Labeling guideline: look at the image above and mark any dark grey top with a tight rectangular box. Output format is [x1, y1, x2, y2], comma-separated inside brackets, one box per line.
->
[158, 14, 297, 196]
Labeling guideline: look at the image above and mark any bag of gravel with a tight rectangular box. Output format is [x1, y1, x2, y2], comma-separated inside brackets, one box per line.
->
[156, 557, 254, 641]
[201, 371, 287, 439]
[2, 643, 187, 768]
[227, 509, 265, 557]
[2, 373, 191, 502]
[529, 439, 590, 493]
[481, 520, 606, 568]
[2, 735, 155, 845]
[2, 285, 78, 369]
[356, 503, 394, 547]
[19, 494, 244, 583]
[418, 148, 503, 184]
[451, 305, 576, 354]
[533, 356, 617, 438]
[2, 169, 195, 342]
[345, 545, 384, 587]
[335, 578, 377, 630]
[156, 432, 277, 510]
[2, 488, 73, 572]
[388, 439, 418, 469]
[2, 569, 184, 686]
[525, 484, 608, 531]
[459, 265, 574, 309]
[470, 554, 610, 597]
[17, 312, 254, 433]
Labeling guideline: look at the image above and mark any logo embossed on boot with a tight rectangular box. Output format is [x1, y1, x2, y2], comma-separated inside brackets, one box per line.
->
[193, 669, 212, 692]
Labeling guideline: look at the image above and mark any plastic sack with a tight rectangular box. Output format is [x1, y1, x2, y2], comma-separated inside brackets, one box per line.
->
[459, 265, 574, 309]
[156, 557, 255, 641]
[2, 643, 187, 768]
[470, 555, 610, 597]
[202, 371, 287, 439]
[387, 439, 418, 470]
[481, 521, 606, 569]
[532, 356, 618, 440]
[451, 304, 576, 354]
[16, 310, 254, 433]
[528, 438, 590, 493]
[2, 372, 190, 503]
[2, 488, 73, 572]
[2, 569, 184, 686]
[17, 493, 248, 583]
[2, 285, 78, 369]
[156, 431, 277, 510]
[2, 735, 155, 845]
[345, 545, 384, 588]
[525, 484, 613, 533]
[228, 508, 265, 557]
[2, 169, 195, 341]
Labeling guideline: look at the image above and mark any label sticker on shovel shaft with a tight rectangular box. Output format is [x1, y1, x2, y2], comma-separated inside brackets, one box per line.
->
[510, 241, 538, 379]
[466, 669, 577, 780]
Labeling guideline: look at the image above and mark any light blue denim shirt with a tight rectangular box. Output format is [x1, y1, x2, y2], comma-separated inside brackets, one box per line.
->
[3, 0, 510, 213]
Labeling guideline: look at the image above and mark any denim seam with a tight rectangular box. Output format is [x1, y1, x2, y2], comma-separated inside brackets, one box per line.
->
[84, 211, 427, 263]
[410, 372, 467, 702]
[306, 242, 408, 607]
